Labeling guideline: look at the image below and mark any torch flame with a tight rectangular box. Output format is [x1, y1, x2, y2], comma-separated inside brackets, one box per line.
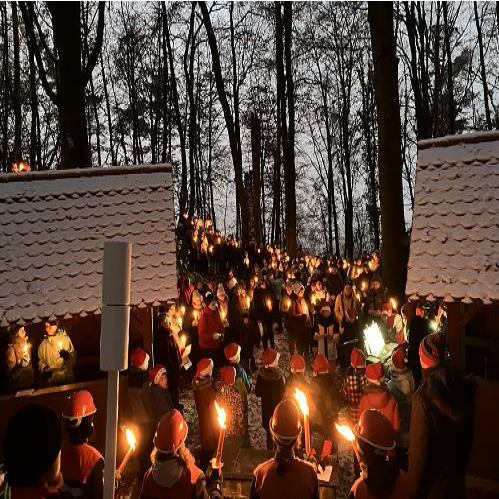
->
[215, 401, 226, 430]
[390, 298, 398, 311]
[179, 335, 187, 348]
[294, 388, 309, 416]
[335, 423, 355, 442]
[125, 428, 137, 450]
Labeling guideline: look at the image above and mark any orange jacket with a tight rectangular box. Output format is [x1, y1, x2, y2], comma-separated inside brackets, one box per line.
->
[358, 386, 400, 433]
[61, 441, 103, 485]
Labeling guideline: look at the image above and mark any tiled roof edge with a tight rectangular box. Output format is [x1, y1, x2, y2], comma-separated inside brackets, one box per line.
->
[418, 131, 499, 151]
[0, 163, 173, 184]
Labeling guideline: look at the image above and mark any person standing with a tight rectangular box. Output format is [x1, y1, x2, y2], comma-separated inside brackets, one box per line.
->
[408, 333, 475, 499]
[3, 325, 34, 392]
[198, 293, 225, 368]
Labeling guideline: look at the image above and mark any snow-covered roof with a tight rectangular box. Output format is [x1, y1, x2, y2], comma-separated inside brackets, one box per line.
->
[0, 165, 177, 326]
[406, 131, 499, 304]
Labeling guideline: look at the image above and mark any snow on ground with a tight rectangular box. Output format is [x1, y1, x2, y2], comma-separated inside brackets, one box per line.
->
[180, 328, 355, 498]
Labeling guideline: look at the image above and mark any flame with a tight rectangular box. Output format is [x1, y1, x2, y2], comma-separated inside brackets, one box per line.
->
[221, 310, 226, 321]
[180, 305, 186, 316]
[362, 281, 367, 291]
[12, 161, 31, 172]
[390, 298, 398, 311]
[179, 335, 187, 348]
[266, 299, 272, 310]
[215, 401, 226, 429]
[363, 322, 385, 356]
[335, 423, 355, 442]
[294, 388, 309, 416]
[125, 427, 137, 450]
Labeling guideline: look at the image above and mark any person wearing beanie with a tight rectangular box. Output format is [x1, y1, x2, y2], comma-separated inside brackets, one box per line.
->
[288, 283, 312, 366]
[387, 345, 415, 470]
[251, 278, 278, 350]
[405, 310, 431, 387]
[255, 349, 286, 450]
[366, 273, 388, 317]
[3, 325, 34, 393]
[3, 404, 64, 497]
[198, 293, 225, 368]
[315, 302, 337, 374]
[359, 362, 400, 436]
[193, 359, 218, 471]
[216, 366, 245, 440]
[284, 354, 308, 401]
[217, 284, 229, 326]
[309, 355, 339, 441]
[147, 364, 174, 428]
[408, 333, 475, 499]
[127, 347, 155, 476]
[342, 347, 368, 426]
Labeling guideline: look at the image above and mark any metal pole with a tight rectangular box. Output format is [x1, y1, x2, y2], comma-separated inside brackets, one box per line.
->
[103, 370, 119, 499]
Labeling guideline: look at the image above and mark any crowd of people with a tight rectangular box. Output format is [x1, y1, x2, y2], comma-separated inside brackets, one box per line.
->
[1, 216, 476, 499]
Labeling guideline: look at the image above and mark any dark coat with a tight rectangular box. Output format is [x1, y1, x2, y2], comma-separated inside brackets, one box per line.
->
[408, 365, 475, 499]
[406, 317, 430, 386]
[193, 377, 219, 451]
[147, 383, 174, 427]
[255, 367, 285, 429]
[252, 287, 277, 325]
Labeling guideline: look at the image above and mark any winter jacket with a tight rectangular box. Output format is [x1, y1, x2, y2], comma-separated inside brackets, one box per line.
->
[128, 370, 153, 424]
[38, 329, 76, 386]
[388, 370, 415, 448]
[350, 470, 409, 499]
[193, 377, 219, 451]
[250, 454, 319, 499]
[11, 487, 61, 499]
[232, 363, 252, 392]
[408, 365, 475, 499]
[255, 367, 286, 429]
[406, 316, 429, 386]
[198, 306, 224, 350]
[342, 367, 367, 425]
[252, 287, 277, 325]
[334, 292, 359, 327]
[359, 385, 400, 433]
[140, 455, 222, 499]
[309, 374, 339, 436]
[147, 383, 174, 427]
[216, 384, 245, 437]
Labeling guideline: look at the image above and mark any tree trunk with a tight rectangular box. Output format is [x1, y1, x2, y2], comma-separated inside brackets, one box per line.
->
[199, 1, 249, 245]
[163, 2, 188, 215]
[12, 1, 22, 162]
[474, 1, 492, 130]
[369, 1, 408, 302]
[28, 21, 41, 170]
[2, 2, 10, 171]
[100, 53, 116, 165]
[251, 112, 263, 244]
[283, 2, 297, 256]
[442, 2, 455, 134]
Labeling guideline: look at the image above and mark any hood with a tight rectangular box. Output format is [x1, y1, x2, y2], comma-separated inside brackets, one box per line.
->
[258, 366, 284, 381]
[363, 385, 391, 409]
[422, 366, 475, 423]
[389, 370, 415, 396]
[152, 456, 184, 488]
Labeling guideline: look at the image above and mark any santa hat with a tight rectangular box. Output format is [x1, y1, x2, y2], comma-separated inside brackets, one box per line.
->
[220, 366, 236, 386]
[366, 361, 384, 384]
[290, 354, 305, 374]
[196, 358, 214, 379]
[391, 345, 408, 371]
[419, 333, 446, 369]
[192, 290, 203, 308]
[130, 348, 150, 371]
[224, 343, 241, 364]
[217, 284, 226, 299]
[149, 364, 166, 385]
[351, 348, 366, 369]
[262, 348, 280, 368]
[313, 354, 329, 375]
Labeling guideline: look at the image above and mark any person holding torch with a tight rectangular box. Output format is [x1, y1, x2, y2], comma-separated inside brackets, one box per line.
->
[250, 400, 319, 499]
[140, 409, 222, 499]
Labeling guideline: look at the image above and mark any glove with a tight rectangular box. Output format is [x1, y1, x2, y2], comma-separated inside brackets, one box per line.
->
[59, 349, 71, 361]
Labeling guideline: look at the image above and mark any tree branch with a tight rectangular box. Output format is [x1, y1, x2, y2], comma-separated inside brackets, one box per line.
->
[82, 1, 105, 86]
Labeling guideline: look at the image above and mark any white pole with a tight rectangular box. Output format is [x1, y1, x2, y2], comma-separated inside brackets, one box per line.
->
[103, 370, 119, 499]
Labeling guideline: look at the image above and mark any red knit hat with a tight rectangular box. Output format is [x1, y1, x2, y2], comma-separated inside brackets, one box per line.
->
[290, 354, 305, 373]
[419, 333, 446, 369]
[366, 362, 384, 384]
[391, 345, 408, 371]
[262, 348, 279, 368]
[224, 343, 241, 363]
[195, 358, 213, 379]
[130, 348, 149, 371]
[149, 364, 166, 385]
[220, 366, 236, 386]
[313, 354, 329, 375]
[351, 348, 366, 369]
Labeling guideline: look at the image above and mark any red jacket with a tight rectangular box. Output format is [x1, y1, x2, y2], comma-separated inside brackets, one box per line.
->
[11, 487, 60, 499]
[193, 377, 219, 451]
[358, 386, 400, 433]
[350, 470, 409, 499]
[198, 306, 224, 350]
[61, 441, 103, 484]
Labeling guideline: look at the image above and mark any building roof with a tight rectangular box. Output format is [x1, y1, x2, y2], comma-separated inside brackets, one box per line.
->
[406, 131, 499, 304]
[0, 165, 177, 326]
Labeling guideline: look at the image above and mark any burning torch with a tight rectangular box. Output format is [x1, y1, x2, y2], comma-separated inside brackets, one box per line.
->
[294, 389, 311, 456]
[213, 401, 227, 469]
[116, 427, 137, 479]
[335, 423, 355, 443]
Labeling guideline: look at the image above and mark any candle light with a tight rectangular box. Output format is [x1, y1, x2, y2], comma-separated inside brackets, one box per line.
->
[117, 428, 137, 477]
[266, 299, 272, 312]
[178, 317, 183, 329]
[180, 305, 186, 316]
[179, 335, 187, 349]
[57, 340, 63, 350]
[214, 401, 226, 469]
[23, 343, 31, 362]
[294, 389, 311, 456]
[390, 298, 398, 312]
[335, 423, 355, 443]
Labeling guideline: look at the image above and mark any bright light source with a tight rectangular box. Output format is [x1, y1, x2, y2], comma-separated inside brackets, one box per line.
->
[364, 322, 385, 357]
[335, 423, 355, 442]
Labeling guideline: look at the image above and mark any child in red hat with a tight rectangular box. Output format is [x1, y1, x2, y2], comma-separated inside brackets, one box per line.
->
[255, 349, 285, 450]
[342, 347, 368, 426]
[216, 366, 245, 442]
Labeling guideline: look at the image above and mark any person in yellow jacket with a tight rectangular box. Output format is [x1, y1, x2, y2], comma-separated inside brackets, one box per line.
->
[38, 321, 76, 387]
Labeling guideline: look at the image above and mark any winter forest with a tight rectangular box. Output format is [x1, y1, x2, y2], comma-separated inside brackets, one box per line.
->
[1, 1, 499, 255]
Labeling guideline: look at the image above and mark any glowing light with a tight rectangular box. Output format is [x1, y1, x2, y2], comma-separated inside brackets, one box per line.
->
[430, 320, 438, 332]
[363, 322, 385, 357]
[215, 401, 226, 429]
[125, 428, 137, 450]
[57, 340, 63, 349]
[294, 388, 309, 416]
[390, 298, 398, 312]
[335, 423, 355, 442]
